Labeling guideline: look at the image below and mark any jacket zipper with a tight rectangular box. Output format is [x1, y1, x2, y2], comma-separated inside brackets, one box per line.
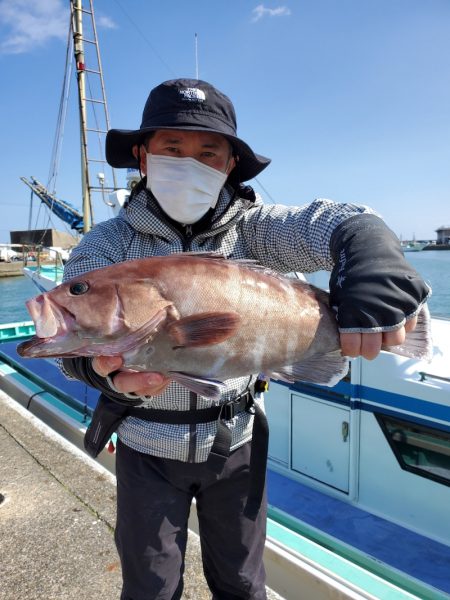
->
[183, 225, 193, 250]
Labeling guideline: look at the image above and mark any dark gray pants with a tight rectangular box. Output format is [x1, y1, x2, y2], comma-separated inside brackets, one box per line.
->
[115, 440, 267, 600]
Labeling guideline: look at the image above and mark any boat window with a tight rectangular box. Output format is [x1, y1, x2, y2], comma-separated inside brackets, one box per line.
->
[376, 414, 450, 486]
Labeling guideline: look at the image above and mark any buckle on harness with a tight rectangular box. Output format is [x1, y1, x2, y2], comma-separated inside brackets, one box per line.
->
[222, 399, 239, 420]
[221, 391, 254, 420]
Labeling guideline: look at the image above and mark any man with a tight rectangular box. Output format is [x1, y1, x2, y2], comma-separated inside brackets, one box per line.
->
[61, 79, 429, 600]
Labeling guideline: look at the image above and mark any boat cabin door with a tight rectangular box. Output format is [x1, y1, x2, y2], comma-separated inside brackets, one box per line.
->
[266, 383, 352, 495]
[291, 393, 350, 493]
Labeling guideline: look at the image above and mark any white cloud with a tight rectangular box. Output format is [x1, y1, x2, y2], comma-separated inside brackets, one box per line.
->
[0, 0, 117, 54]
[251, 4, 291, 23]
[0, 0, 68, 54]
[97, 14, 117, 30]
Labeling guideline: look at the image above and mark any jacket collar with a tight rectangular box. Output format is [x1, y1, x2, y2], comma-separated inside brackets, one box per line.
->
[120, 182, 257, 238]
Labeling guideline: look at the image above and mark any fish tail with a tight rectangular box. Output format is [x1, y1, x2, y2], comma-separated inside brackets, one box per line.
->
[382, 303, 433, 361]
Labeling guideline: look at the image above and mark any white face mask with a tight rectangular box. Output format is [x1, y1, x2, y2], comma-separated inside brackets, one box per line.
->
[146, 154, 228, 225]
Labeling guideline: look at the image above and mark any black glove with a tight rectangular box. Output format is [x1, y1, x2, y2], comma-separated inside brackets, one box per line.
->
[62, 357, 143, 406]
[329, 213, 430, 332]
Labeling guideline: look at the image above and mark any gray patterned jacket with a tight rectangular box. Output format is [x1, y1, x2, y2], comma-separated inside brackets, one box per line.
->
[62, 183, 373, 462]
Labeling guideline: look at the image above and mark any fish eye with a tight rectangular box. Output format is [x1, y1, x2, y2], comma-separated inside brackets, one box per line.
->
[69, 281, 90, 296]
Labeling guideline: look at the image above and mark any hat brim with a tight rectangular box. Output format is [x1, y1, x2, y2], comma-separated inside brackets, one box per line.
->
[106, 125, 271, 182]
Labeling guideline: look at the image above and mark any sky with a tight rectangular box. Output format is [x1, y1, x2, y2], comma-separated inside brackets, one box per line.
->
[0, 0, 449, 244]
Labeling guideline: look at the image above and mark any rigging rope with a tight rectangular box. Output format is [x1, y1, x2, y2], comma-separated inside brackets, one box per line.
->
[47, 12, 74, 196]
[26, 9, 76, 243]
[254, 177, 276, 205]
[111, 0, 177, 76]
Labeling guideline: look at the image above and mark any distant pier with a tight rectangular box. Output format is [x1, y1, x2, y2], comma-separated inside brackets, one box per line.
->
[423, 244, 450, 251]
[0, 262, 25, 278]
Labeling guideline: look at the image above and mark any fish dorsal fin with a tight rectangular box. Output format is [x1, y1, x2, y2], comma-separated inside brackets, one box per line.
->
[167, 312, 241, 348]
[271, 350, 349, 387]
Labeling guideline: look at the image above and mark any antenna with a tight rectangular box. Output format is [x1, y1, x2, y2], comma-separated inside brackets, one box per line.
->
[195, 33, 199, 79]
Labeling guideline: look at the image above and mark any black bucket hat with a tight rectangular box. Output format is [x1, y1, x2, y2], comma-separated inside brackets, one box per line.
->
[106, 78, 271, 182]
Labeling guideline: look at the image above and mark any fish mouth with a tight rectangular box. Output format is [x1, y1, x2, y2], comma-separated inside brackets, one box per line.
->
[26, 294, 77, 339]
[17, 295, 82, 358]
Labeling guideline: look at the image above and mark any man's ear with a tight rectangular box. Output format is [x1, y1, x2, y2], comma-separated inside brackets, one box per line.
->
[133, 144, 147, 175]
[226, 155, 237, 176]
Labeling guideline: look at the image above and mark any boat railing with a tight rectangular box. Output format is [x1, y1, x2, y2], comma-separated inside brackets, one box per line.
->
[0, 321, 35, 342]
[419, 371, 450, 384]
[27, 245, 69, 277]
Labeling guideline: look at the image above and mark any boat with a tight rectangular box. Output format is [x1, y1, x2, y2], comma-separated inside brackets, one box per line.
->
[3, 2, 450, 598]
[402, 243, 427, 252]
[401, 235, 428, 253]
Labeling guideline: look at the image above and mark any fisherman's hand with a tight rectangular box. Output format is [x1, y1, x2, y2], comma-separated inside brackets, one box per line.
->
[340, 316, 417, 360]
[329, 213, 430, 361]
[92, 356, 171, 397]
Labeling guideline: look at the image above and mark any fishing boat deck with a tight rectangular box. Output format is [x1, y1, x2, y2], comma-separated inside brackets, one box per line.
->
[268, 471, 450, 596]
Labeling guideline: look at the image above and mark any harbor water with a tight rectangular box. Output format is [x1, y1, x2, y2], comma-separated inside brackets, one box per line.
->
[0, 251, 449, 324]
[0, 273, 37, 323]
[407, 250, 450, 319]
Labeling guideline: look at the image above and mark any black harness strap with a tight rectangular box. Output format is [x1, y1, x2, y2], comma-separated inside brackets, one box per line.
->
[126, 392, 251, 424]
[243, 401, 269, 520]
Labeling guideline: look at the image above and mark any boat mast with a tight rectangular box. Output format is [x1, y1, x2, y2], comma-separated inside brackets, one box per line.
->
[72, 0, 91, 233]
[70, 0, 117, 234]
[20, 0, 119, 236]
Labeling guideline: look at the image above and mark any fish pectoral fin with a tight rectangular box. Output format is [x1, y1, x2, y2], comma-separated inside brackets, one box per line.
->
[82, 308, 168, 356]
[271, 351, 349, 387]
[167, 312, 240, 348]
[168, 372, 225, 400]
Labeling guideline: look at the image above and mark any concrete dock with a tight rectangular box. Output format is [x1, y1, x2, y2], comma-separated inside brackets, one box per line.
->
[0, 391, 282, 600]
[0, 262, 25, 278]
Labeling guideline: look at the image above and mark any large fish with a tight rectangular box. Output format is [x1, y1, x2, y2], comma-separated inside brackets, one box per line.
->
[17, 253, 432, 399]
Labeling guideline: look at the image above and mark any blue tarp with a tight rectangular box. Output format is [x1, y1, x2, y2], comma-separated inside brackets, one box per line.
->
[22, 177, 84, 232]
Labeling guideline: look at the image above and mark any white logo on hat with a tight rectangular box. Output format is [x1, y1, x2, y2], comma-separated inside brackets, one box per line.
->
[179, 88, 206, 102]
